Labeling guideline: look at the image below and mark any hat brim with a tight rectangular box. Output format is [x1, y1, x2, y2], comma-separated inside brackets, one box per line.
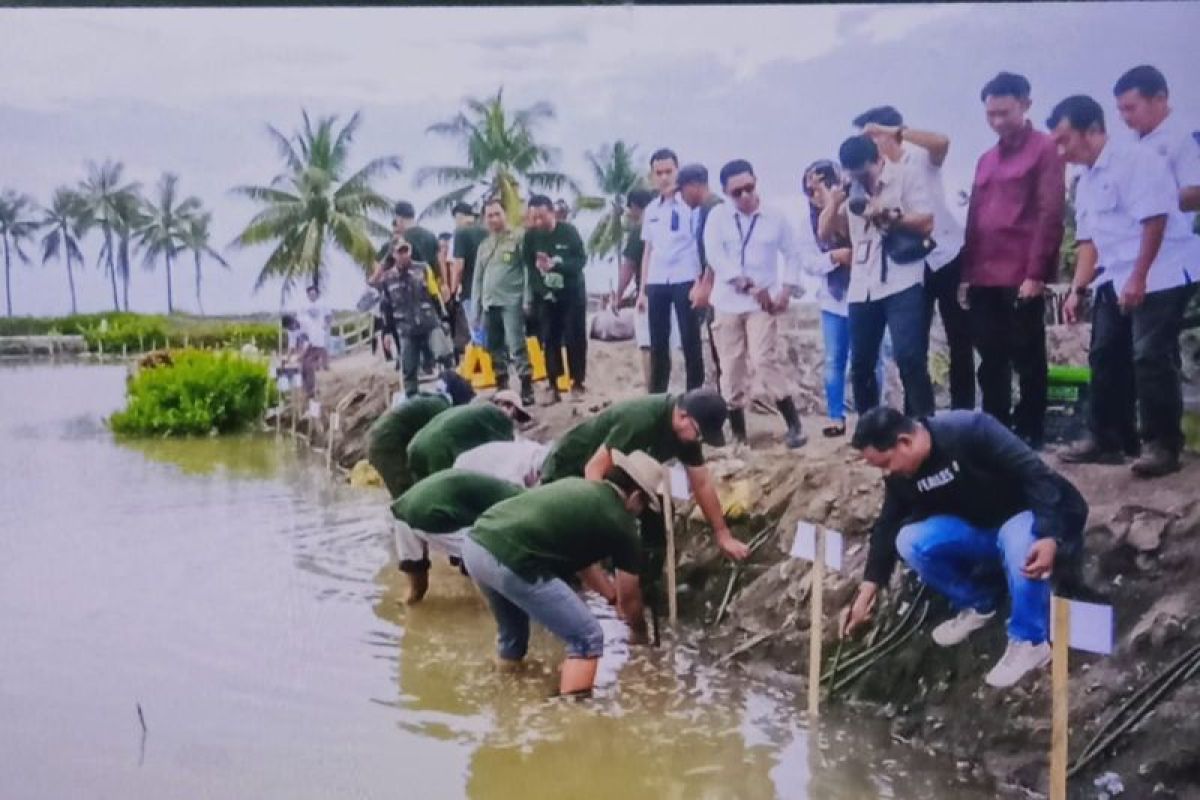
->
[611, 451, 663, 513]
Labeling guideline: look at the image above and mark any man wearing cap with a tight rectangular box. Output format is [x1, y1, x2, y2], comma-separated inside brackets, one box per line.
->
[369, 239, 451, 397]
[703, 158, 809, 449]
[472, 198, 535, 405]
[539, 388, 750, 561]
[392, 200, 441, 271]
[390, 469, 524, 604]
[462, 450, 664, 696]
[406, 391, 534, 482]
[678, 164, 724, 312]
[367, 370, 476, 498]
[638, 148, 706, 394]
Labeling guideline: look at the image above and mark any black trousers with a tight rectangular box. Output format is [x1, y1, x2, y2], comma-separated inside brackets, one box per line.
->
[647, 281, 705, 393]
[540, 288, 588, 387]
[1089, 281, 1196, 453]
[925, 255, 976, 410]
[968, 286, 1048, 443]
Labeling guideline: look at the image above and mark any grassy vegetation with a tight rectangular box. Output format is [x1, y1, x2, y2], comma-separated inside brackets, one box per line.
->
[108, 349, 275, 437]
[0, 312, 281, 352]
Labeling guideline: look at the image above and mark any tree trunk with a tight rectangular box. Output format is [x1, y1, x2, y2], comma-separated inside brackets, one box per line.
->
[3, 235, 12, 317]
[165, 251, 174, 314]
[66, 243, 78, 315]
[104, 228, 120, 311]
[194, 252, 204, 316]
[121, 235, 131, 312]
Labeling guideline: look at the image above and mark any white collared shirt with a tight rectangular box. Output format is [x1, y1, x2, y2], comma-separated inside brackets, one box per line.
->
[844, 158, 933, 303]
[1076, 138, 1199, 293]
[703, 202, 811, 314]
[641, 191, 701, 285]
[900, 142, 964, 271]
[1138, 111, 1200, 227]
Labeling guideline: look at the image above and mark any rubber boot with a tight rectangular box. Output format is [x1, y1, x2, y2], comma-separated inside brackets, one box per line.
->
[776, 397, 807, 449]
[495, 372, 510, 392]
[729, 408, 748, 443]
[519, 376, 535, 406]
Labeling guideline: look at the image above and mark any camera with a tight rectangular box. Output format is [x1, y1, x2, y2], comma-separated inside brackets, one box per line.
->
[847, 178, 870, 216]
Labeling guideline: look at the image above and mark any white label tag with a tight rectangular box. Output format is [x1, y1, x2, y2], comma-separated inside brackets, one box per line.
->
[669, 464, 691, 500]
[790, 521, 844, 571]
[1051, 598, 1115, 655]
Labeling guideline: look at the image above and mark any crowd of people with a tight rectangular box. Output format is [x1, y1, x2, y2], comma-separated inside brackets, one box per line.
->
[355, 63, 1196, 697]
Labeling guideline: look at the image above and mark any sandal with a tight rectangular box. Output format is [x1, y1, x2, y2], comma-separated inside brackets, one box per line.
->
[822, 420, 846, 438]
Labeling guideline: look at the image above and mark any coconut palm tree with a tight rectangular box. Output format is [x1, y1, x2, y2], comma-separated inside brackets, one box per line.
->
[79, 160, 141, 311]
[0, 190, 40, 317]
[179, 211, 228, 315]
[138, 173, 201, 314]
[579, 140, 648, 261]
[97, 190, 147, 312]
[39, 188, 90, 315]
[415, 89, 580, 223]
[231, 110, 399, 297]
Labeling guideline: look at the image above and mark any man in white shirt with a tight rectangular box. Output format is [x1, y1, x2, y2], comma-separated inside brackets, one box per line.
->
[703, 159, 808, 448]
[637, 148, 706, 393]
[854, 106, 974, 411]
[299, 285, 332, 412]
[820, 135, 937, 418]
[452, 439, 551, 488]
[1053, 95, 1200, 477]
[1113, 65, 1200, 219]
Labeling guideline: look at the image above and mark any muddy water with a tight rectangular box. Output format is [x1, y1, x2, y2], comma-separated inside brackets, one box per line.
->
[0, 363, 991, 799]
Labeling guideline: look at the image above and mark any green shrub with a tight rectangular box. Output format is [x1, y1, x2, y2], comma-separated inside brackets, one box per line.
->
[0, 313, 282, 352]
[109, 349, 275, 437]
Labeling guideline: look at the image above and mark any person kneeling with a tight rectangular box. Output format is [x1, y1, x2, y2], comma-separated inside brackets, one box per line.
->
[461, 450, 664, 697]
[841, 407, 1087, 688]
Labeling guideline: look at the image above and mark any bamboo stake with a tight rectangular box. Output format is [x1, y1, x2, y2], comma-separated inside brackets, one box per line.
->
[662, 489, 678, 626]
[1050, 596, 1070, 800]
[808, 526, 825, 720]
[327, 411, 340, 473]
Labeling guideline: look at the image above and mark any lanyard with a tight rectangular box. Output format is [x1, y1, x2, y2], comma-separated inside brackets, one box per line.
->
[734, 213, 760, 274]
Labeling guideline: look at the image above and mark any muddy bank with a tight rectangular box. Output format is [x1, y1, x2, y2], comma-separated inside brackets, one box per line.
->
[280, 305, 1200, 798]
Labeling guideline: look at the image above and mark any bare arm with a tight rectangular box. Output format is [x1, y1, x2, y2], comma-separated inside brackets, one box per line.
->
[583, 444, 615, 481]
[617, 256, 637, 301]
[615, 569, 648, 643]
[903, 127, 951, 167]
[817, 192, 848, 244]
[685, 464, 748, 561]
[1180, 185, 1200, 213]
[578, 563, 617, 604]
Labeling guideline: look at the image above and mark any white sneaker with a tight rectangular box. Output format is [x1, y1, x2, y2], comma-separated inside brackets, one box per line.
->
[985, 639, 1051, 688]
[931, 608, 996, 647]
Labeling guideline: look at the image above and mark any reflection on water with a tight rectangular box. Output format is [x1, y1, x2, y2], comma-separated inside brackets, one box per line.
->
[0, 364, 989, 799]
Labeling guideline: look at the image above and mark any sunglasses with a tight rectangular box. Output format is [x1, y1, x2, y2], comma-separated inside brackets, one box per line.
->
[730, 183, 756, 200]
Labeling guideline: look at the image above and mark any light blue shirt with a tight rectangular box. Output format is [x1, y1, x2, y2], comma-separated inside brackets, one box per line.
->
[641, 191, 701, 286]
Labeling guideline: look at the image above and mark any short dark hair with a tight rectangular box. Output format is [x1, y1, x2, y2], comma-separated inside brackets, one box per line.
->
[838, 135, 880, 171]
[451, 201, 475, 217]
[437, 232, 452, 242]
[392, 201, 416, 219]
[627, 189, 653, 210]
[851, 406, 918, 451]
[528, 194, 553, 210]
[719, 159, 754, 188]
[483, 197, 504, 212]
[980, 71, 1031, 102]
[1113, 64, 1168, 99]
[649, 148, 679, 167]
[853, 105, 904, 129]
[1046, 95, 1106, 133]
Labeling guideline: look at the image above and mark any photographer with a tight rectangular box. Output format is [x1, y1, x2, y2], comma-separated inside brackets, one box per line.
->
[369, 240, 447, 397]
[821, 134, 935, 417]
[854, 106, 973, 412]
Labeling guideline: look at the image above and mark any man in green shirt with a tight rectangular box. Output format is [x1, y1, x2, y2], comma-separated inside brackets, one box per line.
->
[392, 201, 441, 272]
[406, 391, 533, 481]
[367, 370, 476, 498]
[524, 194, 589, 404]
[462, 450, 665, 696]
[615, 189, 654, 388]
[472, 198, 535, 405]
[540, 388, 750, 561]
[390, 469, 523, 604]
[450, 202, 489, 353]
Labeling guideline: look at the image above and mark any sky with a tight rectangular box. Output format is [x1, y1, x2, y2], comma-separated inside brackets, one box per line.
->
[2, 2, 1199, 317]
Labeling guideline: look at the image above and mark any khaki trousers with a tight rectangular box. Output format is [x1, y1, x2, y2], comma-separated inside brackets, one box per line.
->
[712, 310, 793, 409]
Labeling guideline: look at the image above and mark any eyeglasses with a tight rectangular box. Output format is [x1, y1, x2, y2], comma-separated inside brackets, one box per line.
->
[730, 183, 757, 200]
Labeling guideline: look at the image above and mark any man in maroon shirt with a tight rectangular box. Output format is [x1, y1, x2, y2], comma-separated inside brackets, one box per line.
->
[962, 72, 1066, 449]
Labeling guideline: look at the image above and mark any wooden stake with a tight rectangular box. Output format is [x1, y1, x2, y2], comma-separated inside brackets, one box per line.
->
[1050, 595, 1070, 800]
[327, 411, 339, 473]
[662, 489, 678, 626]
[808, 526, 825, 720]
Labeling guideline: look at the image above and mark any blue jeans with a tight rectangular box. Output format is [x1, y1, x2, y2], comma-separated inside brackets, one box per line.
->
[461, 537, 603, 660]
[895, 511, 1049, 644]
[821, 311, 887, 422]
[849, 284, 934, 417]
